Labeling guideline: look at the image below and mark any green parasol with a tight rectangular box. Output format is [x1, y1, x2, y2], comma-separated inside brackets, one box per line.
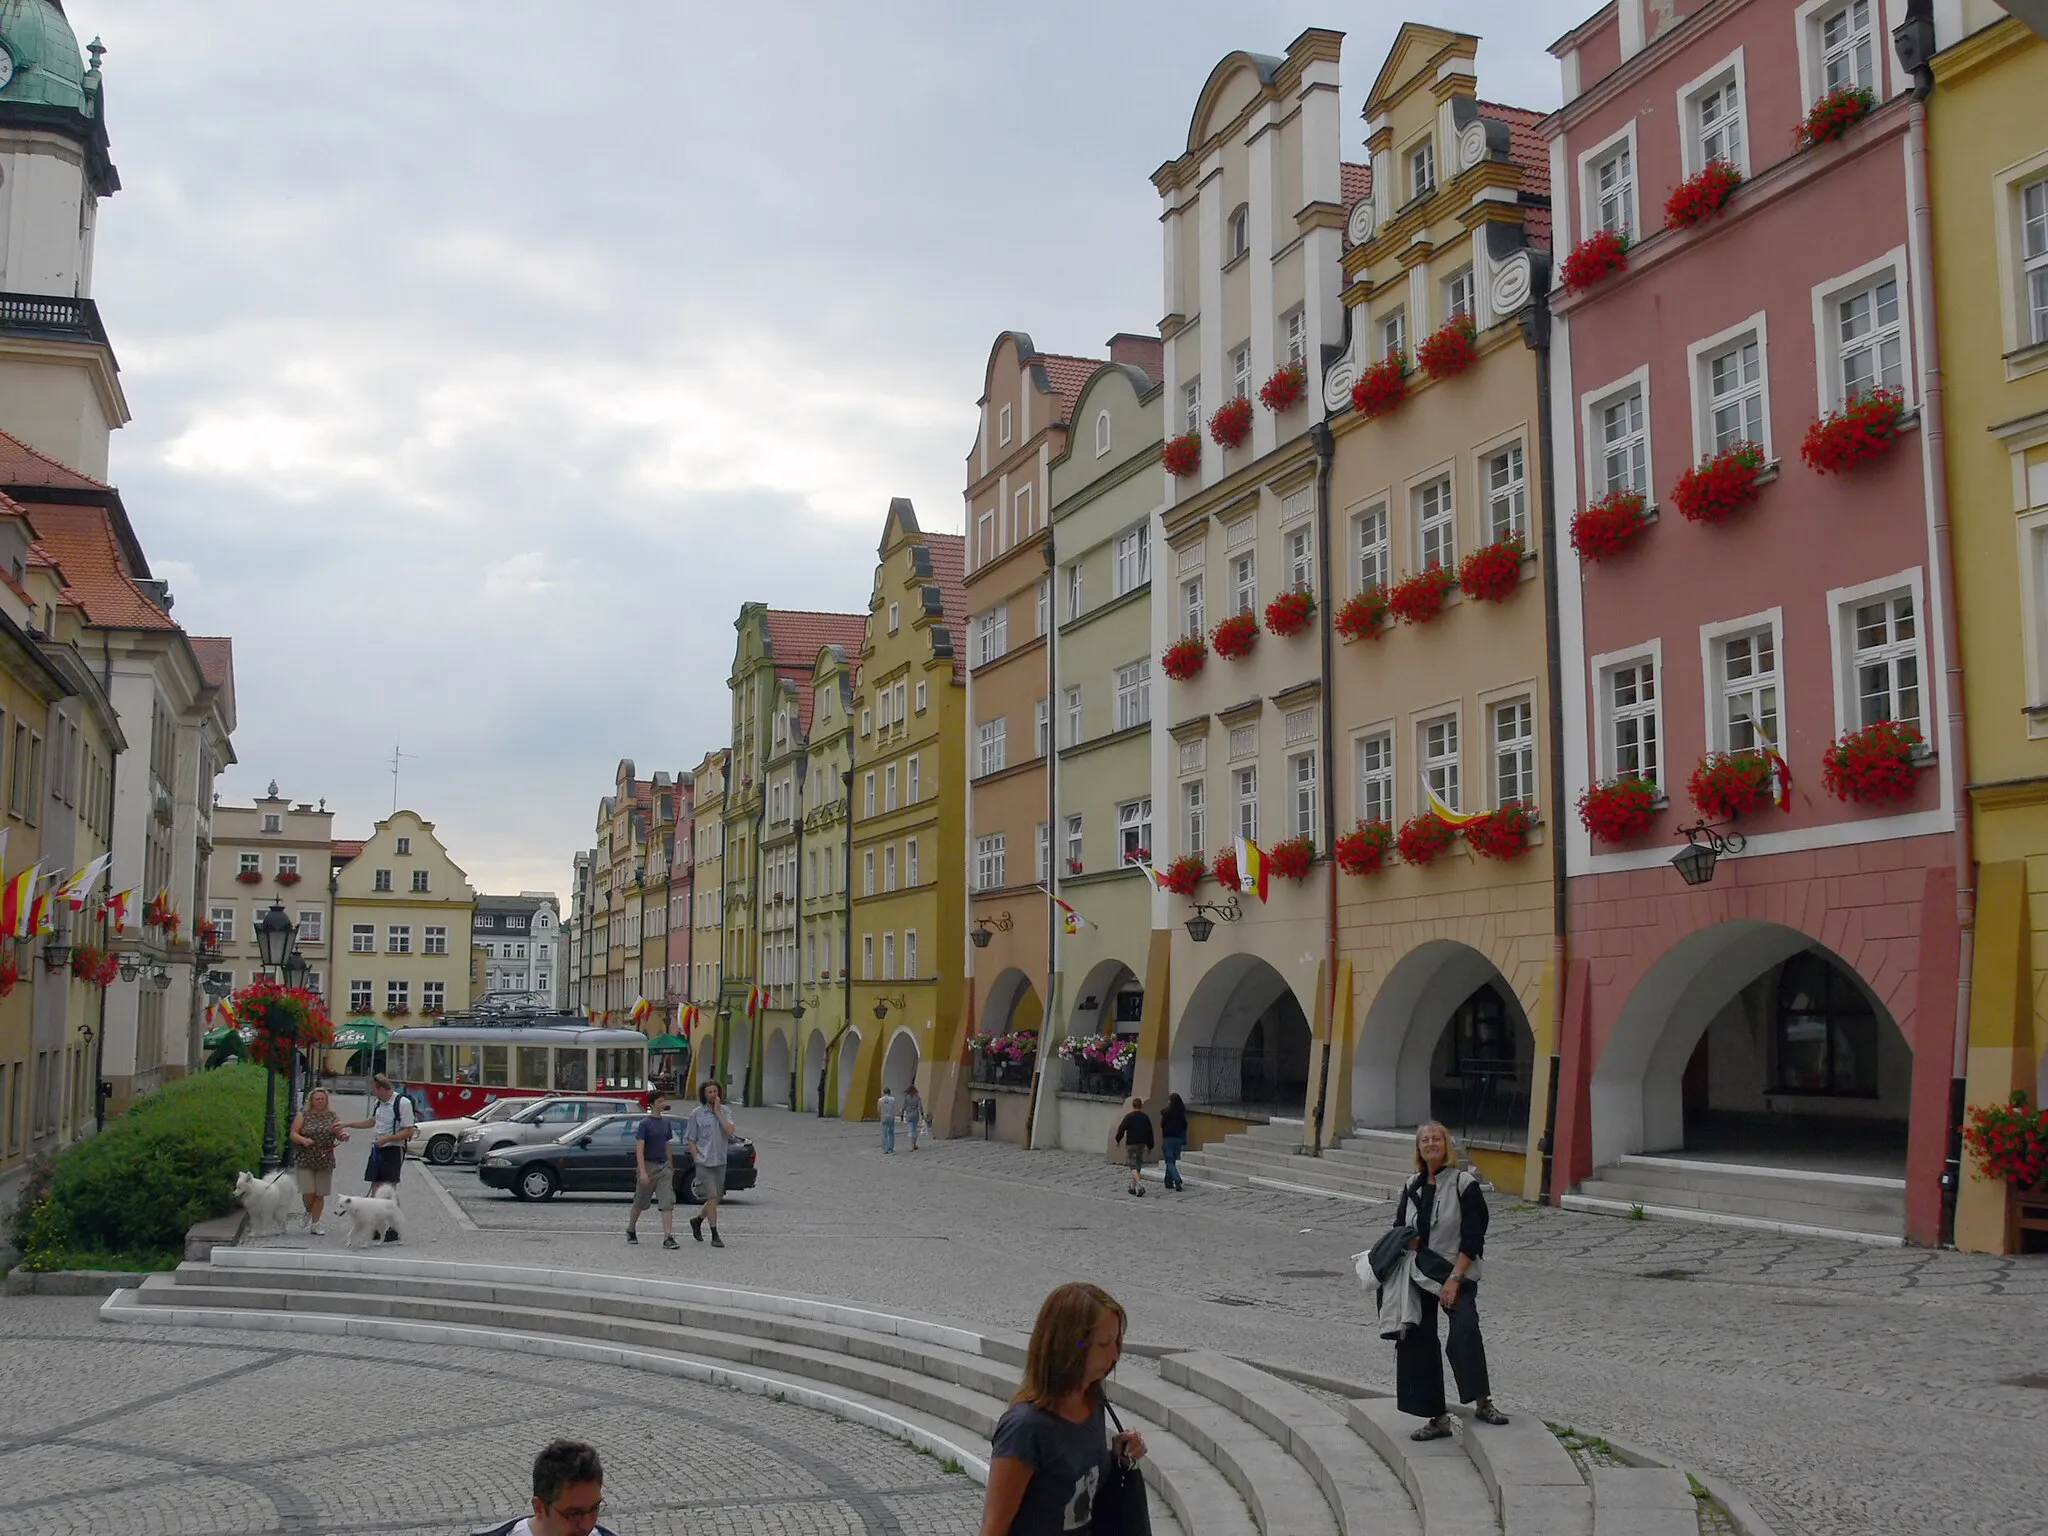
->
[331, 1019, 391, 1050]
[202, 1024, 241, 1049]
[646, 1033, 691, 1053]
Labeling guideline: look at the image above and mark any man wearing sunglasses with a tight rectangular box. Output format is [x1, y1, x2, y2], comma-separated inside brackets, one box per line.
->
[473, 1439, 618, 1536]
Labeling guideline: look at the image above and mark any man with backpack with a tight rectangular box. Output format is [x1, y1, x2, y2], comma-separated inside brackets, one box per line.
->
[472, 1439, 617, 1536]
[1114, 1097, 1156, 1197]
[342, 1074, 415, 1240]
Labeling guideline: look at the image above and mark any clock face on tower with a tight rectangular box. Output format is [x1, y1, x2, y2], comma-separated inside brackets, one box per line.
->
[0, 47, 15, 92]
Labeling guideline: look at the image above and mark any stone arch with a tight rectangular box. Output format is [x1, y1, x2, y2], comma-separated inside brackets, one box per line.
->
[801, 1028, 827, 1112]
[1352, 941, 1536, 1142]
[883, 1028, 922, 1098]
[1592, 920, 1910, 1169]
[1068, 958, 1143, 1039]
[835, 1027, 863, 1117]
[762, 1028, 792, 1109]
[981, 967, 1044, 1037]
[1170, 953, 1312, 1118]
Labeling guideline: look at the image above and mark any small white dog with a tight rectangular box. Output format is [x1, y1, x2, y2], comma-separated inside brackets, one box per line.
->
[332, 1193, 404, 1248]
[234, 1170, 300, 1238]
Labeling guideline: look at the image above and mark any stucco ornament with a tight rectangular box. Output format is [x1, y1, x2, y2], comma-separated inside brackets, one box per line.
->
[1459, 121, 1489, 173]
[1490, 250, 1534, 315]
[1347, 197, 1377, 248]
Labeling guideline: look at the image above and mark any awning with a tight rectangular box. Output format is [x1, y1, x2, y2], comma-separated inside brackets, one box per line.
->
[646, 1034, 691, 1053]
[331, 1020, 391, 1050]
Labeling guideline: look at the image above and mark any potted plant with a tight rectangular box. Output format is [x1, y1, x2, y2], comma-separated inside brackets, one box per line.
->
[1333, 821, 1394, 877]
[1577, 776, 1661, 844]
[1159, 854, 1207, 896]
[1560, 230, 1631, 295]
[1396, 814, 1458, 867]
[1210, 849, 1241, 891]
[1570, 489, 1651, 562]
[276, 869, 302, 886]
[1264, 589, 1316, 637]
[1673, 442, 1767, 523]
[386, 1002, 412, 1019]
[1209, 395, 1254, 450]
[1822, 719, 1925, 805]
[235, 868, 263, 885]
[1964, 1091, 2048, 1192]
[1458, 537, 1526, 603]
[1464, 804, 1537, 862]
[1211, 612, 1260, 660]
[1388, 567, 1457, 625]
[1258, 362, 1307, 413]
[231, 974, 337, 1072]
[1417, 316, 1479, 379]
[71, 943, 107, 984]
[1334, 586, 1391, 641]
[1664, 161, 1743, 229]
[1268, 835, 1316, 881]
[1797, 85, 1876, 149]
[1161, 635, 1208, 681]
[1688, 751, 1776, 820]
[1350, 352, 1411, 419]
[422, 1004, 446, 1018]
[1162, 434, 1202, 478]
[1802, 390, 1907, 475]
[1065, 858, 1084, 876]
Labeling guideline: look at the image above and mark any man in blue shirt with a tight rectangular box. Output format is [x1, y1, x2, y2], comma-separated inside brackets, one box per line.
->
[626, 1090, 678, 1250]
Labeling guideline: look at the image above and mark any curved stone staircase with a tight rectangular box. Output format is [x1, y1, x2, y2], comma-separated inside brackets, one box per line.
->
[102, 1250, 1767, 1536]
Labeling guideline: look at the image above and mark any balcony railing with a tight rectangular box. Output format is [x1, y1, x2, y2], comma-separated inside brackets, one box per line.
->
[970, 1054, 1035, 1089]
[0, 292, 110, 347]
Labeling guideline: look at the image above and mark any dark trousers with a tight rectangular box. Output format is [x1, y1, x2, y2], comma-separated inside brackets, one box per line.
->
[1394, 1281, 1490, 1419]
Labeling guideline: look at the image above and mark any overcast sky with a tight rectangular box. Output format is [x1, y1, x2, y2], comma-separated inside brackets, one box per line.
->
[72, 0, 1589, 898]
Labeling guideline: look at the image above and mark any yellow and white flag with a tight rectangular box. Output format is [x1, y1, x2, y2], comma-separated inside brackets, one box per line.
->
[1423, 777, 1488, 828]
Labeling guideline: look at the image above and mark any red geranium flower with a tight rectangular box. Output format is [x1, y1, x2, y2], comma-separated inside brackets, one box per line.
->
[1672, 442, 1766, 524]
[1464, 804, 1537, 862]
[1796, 86, 1876, 150]
[1158, 854, 1206, 896]
[1821, 719, 1924, 805]
[1577, 776, 1660, 844]
[1350, 353, 1411, 419]
[1395, 814, 1458, 867]
[1417, 317, 1479, 380]
[1209, 395, 1253, 450]
[1334, 587, 1390, 641]
[1267, 835, 1316, 881]
[1333, 821, 1394, 877]
[1664, 161, 1743, 230]
[1210, 850, 1241, 891]
[1458, 538, 1525, 603]
[1560, 230, 1631, 295]
[1258, 363, 1307, 413]
[1161, 635, 1208, 681]
[1688, 751, 1776, 820]
[1801, 390, 1906, 475]
[1387, 567, 1457, 626]
[1570, 490, 1650, 563]
[1162, 433, 1202, 478]
[1211, 612, 1259, 660]
[1264, 589, 1316, 637]
[1963, 1092, 2048, 1189]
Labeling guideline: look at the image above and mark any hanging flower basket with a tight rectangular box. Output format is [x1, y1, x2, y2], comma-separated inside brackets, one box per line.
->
[1801, 390, 1906, 475]
[1159, 854, 1206, 896]
[1796, 85, 1876, 150]
[1570, 490, 1651, 563]
[1264, 589, 1316, 637]
[71, 943, 119, 986]
[1162, 433, 1202, 478]
[1211, 612, 1260, 660]
[1664, 161, 1744, 230]
[1963, 1091, 2048, 1190]
[1209, 395, 1254, 450]
[1210, 850, 1241, 891]
[1458, 538, 1526, 603]
[1465, 804, 1537, 862]
[1396, 814, 1458, 866]
[1688, 751, 1775, 820]
[235, 869, 263, 885]
[232, 975, 337, 1073]
[1268, 835, 1316, 881]
[1388, 567, 1458, 626]
[1161, 635, 1208, 681]
[276, 870, 302, 886]
[1577, 776, 1661, 844]
[1333, 821, 1394, 877]
[1350, 352, 1411, 419]
[1258, 362, 1307, 413]
[1673, 442, 1766, 524]
[1334, 587, 1390, 641]
[1822, 719, 1925, 805]
[1560, 230, 1631, 295]
[1417, 317, 1479, 380]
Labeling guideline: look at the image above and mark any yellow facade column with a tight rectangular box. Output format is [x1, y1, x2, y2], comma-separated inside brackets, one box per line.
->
[1955, 861, 2036, 1253]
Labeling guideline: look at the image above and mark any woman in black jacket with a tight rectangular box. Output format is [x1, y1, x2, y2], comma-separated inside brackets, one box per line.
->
[1394, 1121, 1508, 1439]
[1157, 1093, 1189, 1191]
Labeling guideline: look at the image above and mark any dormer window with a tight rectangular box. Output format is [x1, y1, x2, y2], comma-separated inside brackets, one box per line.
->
[1228, 204, 1251, 262]
[1409, 141, 1436, 202]
[262, 813, 282, 834]
[998, 403, 1013, 446]
[396, 837, 412, 855]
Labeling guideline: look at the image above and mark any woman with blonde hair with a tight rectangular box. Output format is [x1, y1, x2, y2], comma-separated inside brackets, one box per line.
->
[288, 1087, 349, 1235]
[1392, 1121, 1507, 1439]
[980, 1282, 1148, 1535]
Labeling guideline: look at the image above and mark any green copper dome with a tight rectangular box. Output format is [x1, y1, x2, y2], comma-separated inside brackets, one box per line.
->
[0, 0, 94, 115]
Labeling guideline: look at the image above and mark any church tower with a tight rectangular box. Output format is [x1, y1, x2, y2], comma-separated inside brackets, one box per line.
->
[0, 0, 126, 478]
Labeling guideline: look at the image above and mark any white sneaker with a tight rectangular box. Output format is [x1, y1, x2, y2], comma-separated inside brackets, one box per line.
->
[309, 1223, 326, 1236]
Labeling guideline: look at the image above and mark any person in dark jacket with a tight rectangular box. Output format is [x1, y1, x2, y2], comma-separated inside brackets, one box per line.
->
[1393, 1121, 1508, 1439]
[1157, 1093, 1190, 1191]
[1113, 1098, 1155, 1197]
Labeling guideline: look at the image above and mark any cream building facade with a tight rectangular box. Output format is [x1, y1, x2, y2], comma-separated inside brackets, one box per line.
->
[332, 811, 476, 1025]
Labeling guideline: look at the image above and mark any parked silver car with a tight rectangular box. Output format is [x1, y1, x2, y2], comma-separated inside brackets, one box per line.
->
[452, 1094, 642, 1163]
[409, 1095, 546, 1165]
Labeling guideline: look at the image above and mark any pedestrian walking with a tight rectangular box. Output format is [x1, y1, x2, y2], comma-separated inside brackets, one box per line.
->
[902, 1081, 925, 1150]
[472, 1438, 618, 1536]
[341, 1074, 415, 1238]
[288, 1087, 348, 1235]
[980, 1282, 1148, 1536]
[684, 1079, 739, 1248]
[1391, 1121, 1508, 1440]
[879, 1085, 898, 1153]
[1113, 1097, 1155, 1197]
[1158, 1092, 1189, 1192]
[626, 1090, 680, 1249]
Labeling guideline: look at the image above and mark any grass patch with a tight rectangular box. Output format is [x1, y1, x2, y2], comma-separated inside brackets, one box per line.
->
[1548, 1422, 1624, 1476]
[1626, 1202, 1648, 1221]
[941, 1457, 964, 1476]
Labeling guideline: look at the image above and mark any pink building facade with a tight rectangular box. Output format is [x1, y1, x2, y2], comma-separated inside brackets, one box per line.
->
[1544, 0, 1961, 1243]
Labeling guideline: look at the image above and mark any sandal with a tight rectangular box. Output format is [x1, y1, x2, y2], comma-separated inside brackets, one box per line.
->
[1409, 1418, 1454, 1442]
[1474, 1400, 1510, 1426]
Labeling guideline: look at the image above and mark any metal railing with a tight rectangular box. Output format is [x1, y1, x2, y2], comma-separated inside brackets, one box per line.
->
[1057, 1058, 1134, 1098]
[0, 292, 109, 346]
[1434, 1063, 1531, 1148]
[969, 1054, 1035, 1089]
[1188, 1046, 1307, 1115]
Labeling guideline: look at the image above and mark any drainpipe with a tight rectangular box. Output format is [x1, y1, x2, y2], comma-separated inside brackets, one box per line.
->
[749, 792, 766, 1106]
[822, 758, 855, 1117]
[792, 753, 807, 1110]
[1037, 534, 1058, 1152]
[1520, 270, 1570, 1206]
[1309, 419, 1337, 1156]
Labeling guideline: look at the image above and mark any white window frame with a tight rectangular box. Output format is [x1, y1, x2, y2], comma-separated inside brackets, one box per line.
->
[1181, 573, 1205, 638]
[1117, 798, 1153, 862]
[1577, 121, 1640, 243]
[1413, 473, 1456, 572]
[862, 934, 875, 978]
[1479, 438, 1528, 544]
[864, 849, 876, 896]
[887, 601, 900, 634]
[1288, 752, 1318, 839]
[1418, 709, 1463, 814]
[1811, 249, 1913, 412]
[1228, 203, 1251, 262]
[1443, 265, 1476, 322]
[1580, 365, 1655, 501]
[974, 605, 1010, 666]
[1230, 343, 1252, 403]
[1233, 765, 1258, 844]
[1287, 524, 1316, 593]
[1114, 660, 1152, 733]
[1067, 562, 1085, 621]
[1699, 607, 1787, 754]
[1488, 694, 1537, 808]
[1675, 50, 1750, 178]
[1036, 822, 1052, 883]
[1352, 501, 1390, 594]
[974, 834, 1006, 892]
[1013, 482, 1035, 539]
[1231, 549, 1257, 614]
[1282, 307, 1308, 369]
[998, 402, 1013, 446]
[1379, 306, 1408, 361]
[905, 930, 919, 979]
[1591, 641, 1666, 789]
[1035, 698, 1051, 758]
[1095, 409, 1112, 458]
[915, 680, 928, 713]
[907, 753, 920, 802]
[1686, 312, 1773, 462]
[1183, 379, 1202, 436]
[1355, 727, 1395, 827]
[1407, 137, 1436, 203]
[1826, 568, 1928, 736]
[1795, 0, 1889, 106]
[425, 925, 449, 955]
[1993, 154, 2048, 363]
[1065, 814, 1084, 871]
[975, 719, 1007, 778]
[907, 837, 921, 887]
[1064, 686, 1083, 748]
[977, 507, 996, 567]
[884, 844, 897, 893]
[1181, 778, 1206, 854]
[1114, 524, 1151, 596]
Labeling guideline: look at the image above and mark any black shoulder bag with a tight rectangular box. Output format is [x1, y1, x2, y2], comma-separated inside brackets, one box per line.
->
[1091, 1400, 1152, 1536]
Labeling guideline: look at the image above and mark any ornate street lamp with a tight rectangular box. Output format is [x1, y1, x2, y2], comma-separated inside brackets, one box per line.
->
[118, 955, 140, 983]
[1670, 821, 1746, 888]
[253, 900, 302, 1175]
[40, 915, 72, 974]
[1182, 896, 1244, 944]
[970, 910, 1014, 950]
[254, 901, 296, 971]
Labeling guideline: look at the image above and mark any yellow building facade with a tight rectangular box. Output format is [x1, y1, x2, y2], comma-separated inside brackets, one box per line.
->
[332, 811, 477, 1028]
[797, 642, 856, 1109]
[686, 748, 728, 1084]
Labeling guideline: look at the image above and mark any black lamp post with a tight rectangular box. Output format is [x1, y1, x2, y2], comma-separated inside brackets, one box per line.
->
[255, 901, 299, 1175]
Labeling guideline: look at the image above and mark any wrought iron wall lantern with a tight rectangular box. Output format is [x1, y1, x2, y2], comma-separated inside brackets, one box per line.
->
[1671, 820, 1746, 887]
[1183, 896, 1245, 944]
[970, 910, 1014, 949]
[871, 994, 907, 1021]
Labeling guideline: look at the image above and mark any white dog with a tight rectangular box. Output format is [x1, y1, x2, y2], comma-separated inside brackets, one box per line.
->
[331, 1193, 404, 1248]
[234, 1170, 300, 1238]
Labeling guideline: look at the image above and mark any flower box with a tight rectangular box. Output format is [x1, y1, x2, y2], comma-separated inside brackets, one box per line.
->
[71, 944, 118, 987]
[276, 870, 302, 886]
[1673, 442, 1766, 524]
[1577, 776, 1661, 844]
[1963, 1091, 2047, 1190]
[1801, 390, 1906, 475]
[1464, 804, 1537, 862]
[1388, 567, 1457, 626]
[1268, 835, 1315, 881]
[1334, 587, 1390, 641]
[1159, 854, 1206, 896]
[422, 1005, 445, 1018]
[1333, 821, 1393, 877]
[1211, 612, 1260, 660]
[1458, 538, 1525, 604]
[1350, 352, 1411, 419]
[1264, 588, 1316, 637]
[1570, 490, 1651, 563]
[1560, 230, 1631, 295]
[1161, 635, 1208, 681]
[1822, 719, 1924, 805]
[1065, 859, 1084, 876]
[1664, 161, 1743, 230]
[1688, 751, 1775, 820]
[1210, 850, 1241, 891]
[1209, 394, 1253, 450]
[1796, 85, 1876, 150]
[235, 869, 263, 885]
[1258, 362, 1307, 413]
[1396, 814, 1458, 867]
[1417, 317, 1479, 380]
[1058, 1033, 1137, 1072]
[1162, 433, 1202, 478]
[1125, 847, 1152, 866]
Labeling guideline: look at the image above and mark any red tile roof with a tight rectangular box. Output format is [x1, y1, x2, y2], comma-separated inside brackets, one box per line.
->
[22, 500, 176, 631]
[764, 609, 868, 736]
[1475, 100, 1554, 249]
[0, 428, 109, 491]
[332, 839, 365, 861]
[188, 636, 233, 690]
[1342, 161, 1373, 210]
[924, 532, 968, 681]
[1039, 354, 1104, 424]
[1107, 334, 1164, 385]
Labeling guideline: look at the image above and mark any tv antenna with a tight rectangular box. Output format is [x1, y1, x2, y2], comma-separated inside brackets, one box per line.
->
[390, 737, 417, 813]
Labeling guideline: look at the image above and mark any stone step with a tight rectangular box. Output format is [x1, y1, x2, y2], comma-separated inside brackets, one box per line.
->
[1175, 1146, 1403, 1203]
[1591, 1466, 1699, 1536]
[1607, 1154, 1905, 1203]
[1448, 1404, 1591, 1536]
[1570, 1176, 1903, 1241]
[1347, 1398, 1500, 1536]
[1574, 1174, 1902, 1223]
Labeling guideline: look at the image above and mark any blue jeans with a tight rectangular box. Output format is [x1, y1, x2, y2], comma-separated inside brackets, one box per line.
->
[882, 1117, 896, 1152]
[1162, 1136, 1185, 1188]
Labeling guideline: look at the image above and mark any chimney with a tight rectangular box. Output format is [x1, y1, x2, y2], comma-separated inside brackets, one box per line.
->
[133, 578, 173, 614]
[1106, 332, 1165, 384]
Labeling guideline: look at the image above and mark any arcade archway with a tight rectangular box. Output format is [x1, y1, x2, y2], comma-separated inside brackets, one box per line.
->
[836, 1027, 863, 1117]
[1352, 941, 1535, 1149]
[1171, 954, 1312, 1119]
[883, 1029, 921, 1097]
[801, 1029, 826, 1113]
[762, 1029, 792, 1109]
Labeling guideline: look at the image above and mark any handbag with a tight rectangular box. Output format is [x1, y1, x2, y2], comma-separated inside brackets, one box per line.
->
[1091, 1400, 1152, 1536]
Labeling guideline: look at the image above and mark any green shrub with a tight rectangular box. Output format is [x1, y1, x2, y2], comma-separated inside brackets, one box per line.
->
[32, 1064, 268, 1266]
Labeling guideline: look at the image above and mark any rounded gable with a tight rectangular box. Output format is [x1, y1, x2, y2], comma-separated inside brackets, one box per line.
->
[1186, 50, 1283, 154]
